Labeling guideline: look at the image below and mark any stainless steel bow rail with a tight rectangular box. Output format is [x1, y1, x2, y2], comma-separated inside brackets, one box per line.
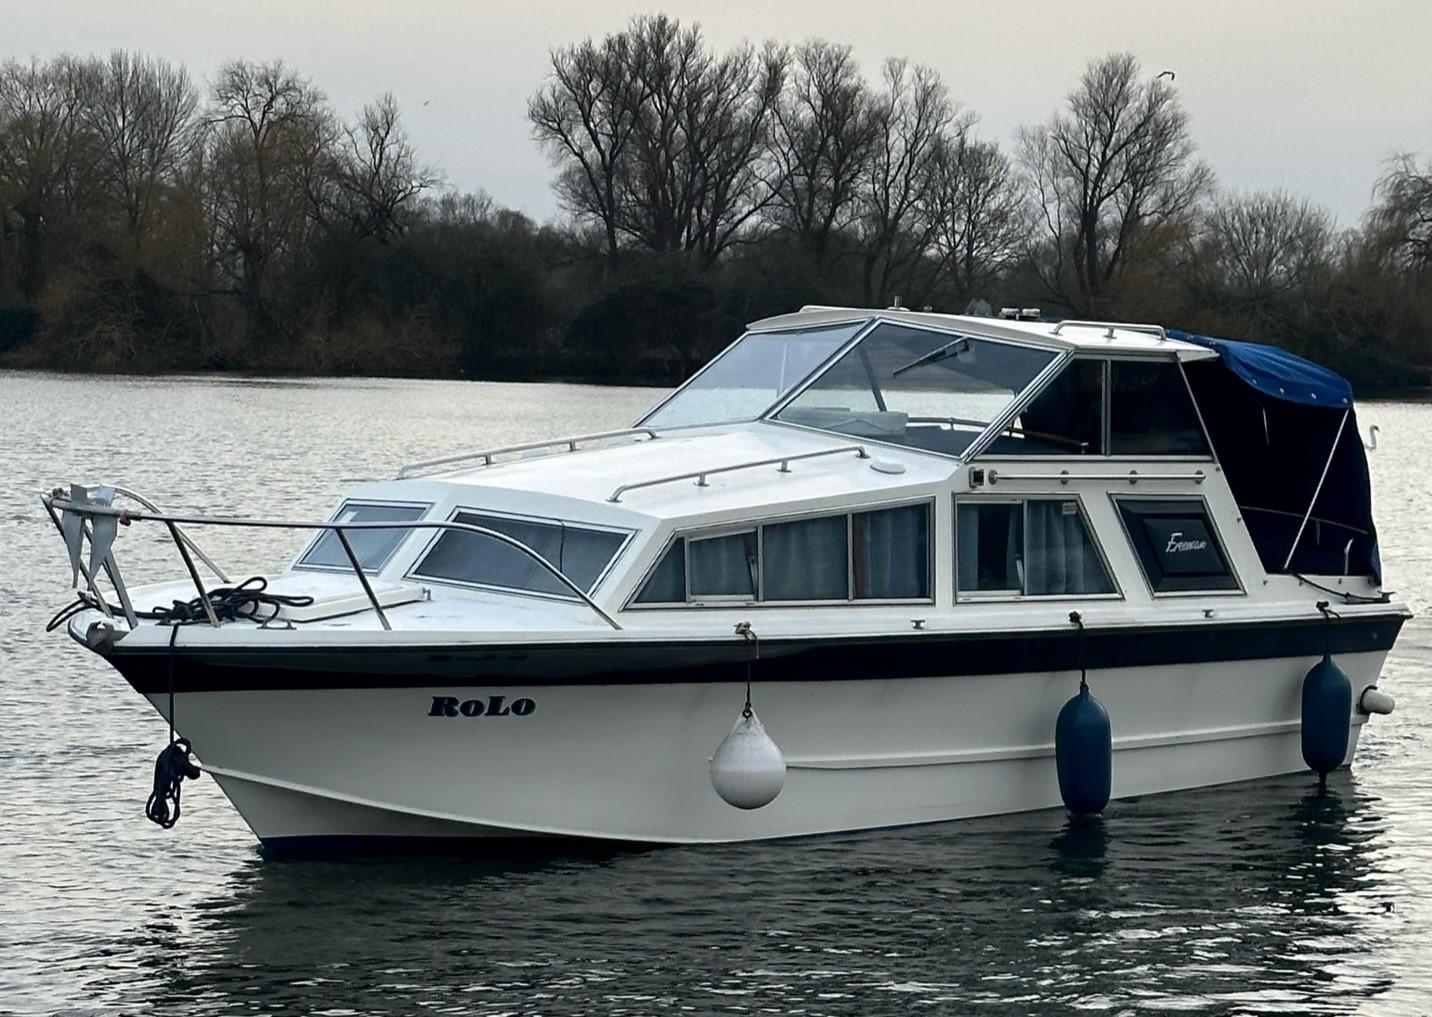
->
[607, 445, 870, 503]
[396, 428, 660, 479]
[40, 490, 621, 632]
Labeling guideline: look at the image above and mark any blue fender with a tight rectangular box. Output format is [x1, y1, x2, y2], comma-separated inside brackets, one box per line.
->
[1302, 655, 1352, 779]
[1055, 686, 1112, 816]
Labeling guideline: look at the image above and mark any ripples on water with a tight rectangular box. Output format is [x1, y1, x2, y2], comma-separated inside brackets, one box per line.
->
[1, 372, 1430, 1016]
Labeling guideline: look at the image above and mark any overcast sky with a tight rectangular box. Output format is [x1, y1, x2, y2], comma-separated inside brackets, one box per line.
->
[8, 0, 1431, 227]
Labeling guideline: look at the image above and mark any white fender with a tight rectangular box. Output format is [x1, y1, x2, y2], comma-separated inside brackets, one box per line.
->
[1358, 686, 1396, 716]
[710, 709, 785, 809]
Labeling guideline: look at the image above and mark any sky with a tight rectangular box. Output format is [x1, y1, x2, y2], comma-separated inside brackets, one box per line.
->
[6, 0, 1431, 227]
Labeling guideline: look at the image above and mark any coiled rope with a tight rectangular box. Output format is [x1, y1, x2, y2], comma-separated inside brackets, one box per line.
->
[46, 575, 314, 631]
[146, 625, 200, 828]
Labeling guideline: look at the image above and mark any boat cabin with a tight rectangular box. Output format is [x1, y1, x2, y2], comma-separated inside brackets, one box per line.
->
[272, 307, 1380, 634]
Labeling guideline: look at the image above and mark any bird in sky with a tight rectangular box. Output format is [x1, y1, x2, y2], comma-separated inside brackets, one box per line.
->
[1156, 70, 1176, 81]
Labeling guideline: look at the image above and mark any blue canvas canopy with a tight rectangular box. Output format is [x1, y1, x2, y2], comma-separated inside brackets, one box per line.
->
[1169, 330, 1353, 408]
[1176, 330, 1380, 583]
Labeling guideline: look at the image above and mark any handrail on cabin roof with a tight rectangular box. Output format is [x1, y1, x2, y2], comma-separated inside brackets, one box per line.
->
[396, 428, 659, 479]
[607, 445, 870, 503]
[1051, 320, 1168, 341]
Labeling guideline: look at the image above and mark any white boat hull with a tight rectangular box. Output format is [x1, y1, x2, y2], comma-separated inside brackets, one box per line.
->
[138, 648, 1387, 851]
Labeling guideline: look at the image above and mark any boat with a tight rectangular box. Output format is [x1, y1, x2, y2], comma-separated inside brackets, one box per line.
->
[42, 307, 1407, 854]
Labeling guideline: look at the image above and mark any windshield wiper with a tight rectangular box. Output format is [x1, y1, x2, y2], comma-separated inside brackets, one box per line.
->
[890, 336, 970, 378]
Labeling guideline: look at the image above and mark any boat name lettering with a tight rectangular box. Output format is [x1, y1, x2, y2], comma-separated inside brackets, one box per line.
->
[1164, 531, 1208, 554]
[428, 695, 537, 718]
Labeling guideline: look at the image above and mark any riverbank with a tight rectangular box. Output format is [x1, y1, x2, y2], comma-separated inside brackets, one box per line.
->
[4, 332, 1428, 394]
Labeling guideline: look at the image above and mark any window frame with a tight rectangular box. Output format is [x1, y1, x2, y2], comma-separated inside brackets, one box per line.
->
[953, 494, 1123, 603]
[1110, 494, 1244, 597]
[624, 497, 937, 610]
[635, 317, 875, 432]
[988, 355, 1109, 457]
[765, 317, 1068, 463]
[685, 526, 761, 603]
[294, 499, 431, 575]
[405, 506, 636, 603]
[971, 354, 1217, 463]
[1106, 357, 1215, 459]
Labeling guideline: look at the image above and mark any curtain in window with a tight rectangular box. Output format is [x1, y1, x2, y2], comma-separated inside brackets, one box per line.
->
[635, 541, 686, 603]
[688, 532, 758, 598]
[956, 503, 1022, 592]
[1024, 501, 1112, 595]
[763, 516, 849, 600]
[854, 505, 929, 599]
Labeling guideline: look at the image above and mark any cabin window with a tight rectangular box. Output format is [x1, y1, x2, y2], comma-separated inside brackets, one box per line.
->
[763, 514, 849, 601]
[412, 512, 627, 597]
[299, 501, 427, 572]
[641, 322, 863, 428]
[993, 359, 1105, 455]
[1114, 498, 1238, 593]
[1109, 361, 1209, 455]
[688, 531, 759, 599]
[631, 502, 932, 605]
[956, 499, 1115, 598]
[853, 504, 930, 599]
[634, 540, 686, 604]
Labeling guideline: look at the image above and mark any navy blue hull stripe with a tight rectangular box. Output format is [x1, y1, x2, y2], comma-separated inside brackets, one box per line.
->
[106, 612, 1405, 694]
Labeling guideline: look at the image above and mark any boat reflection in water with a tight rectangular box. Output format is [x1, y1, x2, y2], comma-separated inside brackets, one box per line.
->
[113, 773, 1392, 1014]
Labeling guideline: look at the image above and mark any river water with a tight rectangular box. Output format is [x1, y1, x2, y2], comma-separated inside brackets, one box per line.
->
[1, 371, 1430, 1016]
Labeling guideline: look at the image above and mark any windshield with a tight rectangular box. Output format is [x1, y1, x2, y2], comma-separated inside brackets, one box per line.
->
[776, 323, 1057, 456]
[641, 322, 862, 428]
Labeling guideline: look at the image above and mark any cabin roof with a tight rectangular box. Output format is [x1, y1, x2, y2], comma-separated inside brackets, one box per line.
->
[748, 307, 1218, 361]
[381, 423, 950, 524]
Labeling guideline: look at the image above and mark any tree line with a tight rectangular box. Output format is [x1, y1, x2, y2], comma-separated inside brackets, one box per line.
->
[2, 17, 1431, 386]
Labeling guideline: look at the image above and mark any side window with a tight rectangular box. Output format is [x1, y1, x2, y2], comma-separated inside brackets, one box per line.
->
[634, 541, 685, 604]
[853, 504, 930, 600]
[1000, 359, 1105, 455]
[956, 502, 1023, 593]
[956, 499, 1115, 598]
[1110, 361, 1209, 455]
[763, 515, 849, 601]
[688, 532, 758, 599]
[1115, 498, 1238, 593]
[632, 503, 932, 605]
[413, 512, 627, 597]
[300, 502, 427, 571]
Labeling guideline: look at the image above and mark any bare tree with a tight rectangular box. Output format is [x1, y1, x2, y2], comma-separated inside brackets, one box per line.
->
[531, 15, 784, 272]
[610, 15, 785, 266]
[767, 40, 877, 267]
[928, 134, 1028, 305]
[857, 58, 959, 306]
[0, 57, 97, 297]
[202, 60, 331, 341]
[1193, 190, 1334, 311]
[317, 93, 440, 241]
[1367, 154, 1432, 272]
[82, 51, 199, 251]
[675, 38, 786, 267]
[529, 30, 645, 272]
[1019, 53, 1213, 316]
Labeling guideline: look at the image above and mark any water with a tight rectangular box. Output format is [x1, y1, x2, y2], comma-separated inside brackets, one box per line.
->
[1, 371, 1430, 1016]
